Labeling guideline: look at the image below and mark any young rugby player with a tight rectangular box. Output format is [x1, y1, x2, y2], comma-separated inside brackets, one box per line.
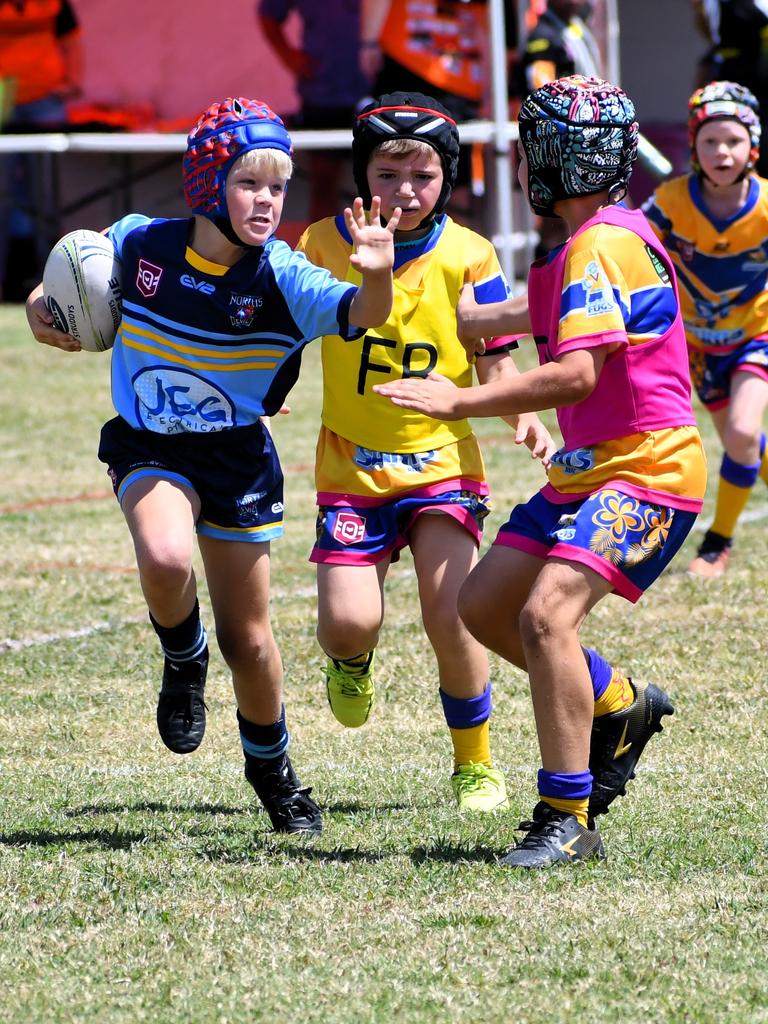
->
[298, 92, 554, 812]
[643, 81, 768, 578]
[26, 97, 399, 834]
[376, 76, 706, 867]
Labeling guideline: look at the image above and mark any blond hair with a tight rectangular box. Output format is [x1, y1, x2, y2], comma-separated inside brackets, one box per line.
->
[230, 147, 293, 182]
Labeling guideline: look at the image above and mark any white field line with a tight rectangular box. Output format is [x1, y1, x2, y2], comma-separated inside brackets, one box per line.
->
[6, 497, 768, 656]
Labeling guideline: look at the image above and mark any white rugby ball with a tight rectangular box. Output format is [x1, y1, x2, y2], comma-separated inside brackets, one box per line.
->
[43, 229, 122, 352]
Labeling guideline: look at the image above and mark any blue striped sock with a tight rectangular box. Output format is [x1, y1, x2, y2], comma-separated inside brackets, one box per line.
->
[238, 706, 289, 762]
[150, 600, 207, 662]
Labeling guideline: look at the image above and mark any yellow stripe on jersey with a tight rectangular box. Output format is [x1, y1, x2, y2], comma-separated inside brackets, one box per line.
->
[299, 216, 504, 453]
[118, 325, 284, 370]
[185, 247, 231, 276]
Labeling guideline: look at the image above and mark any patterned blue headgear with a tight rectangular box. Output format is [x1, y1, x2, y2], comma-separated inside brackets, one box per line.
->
[183, 98, 293, 245]
[518, 75, 639, 217]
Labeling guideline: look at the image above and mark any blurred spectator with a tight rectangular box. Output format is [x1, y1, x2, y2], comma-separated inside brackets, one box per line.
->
[518, 1, 603, 255]
[520, 0, 601, 94]
[361, 0, 518, 220]
[692, 0, 768, 173]
[0, 0, 82, 300]
[258, 0, 368, 221]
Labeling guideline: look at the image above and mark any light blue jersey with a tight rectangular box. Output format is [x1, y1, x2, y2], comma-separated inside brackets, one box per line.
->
[107, 215, 360, 434]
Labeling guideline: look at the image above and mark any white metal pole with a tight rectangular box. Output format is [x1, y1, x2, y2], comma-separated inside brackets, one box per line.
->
[487, 0, 515, 282]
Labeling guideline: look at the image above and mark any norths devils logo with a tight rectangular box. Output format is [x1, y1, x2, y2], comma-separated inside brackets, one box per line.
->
[230, 293, 262, 328]
[332, 511, 366, 545]
[137, 259, 163, 297]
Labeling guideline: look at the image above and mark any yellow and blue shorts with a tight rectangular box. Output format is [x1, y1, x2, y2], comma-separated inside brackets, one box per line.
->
[98, 415, 284, 543]
[494, 487, 698, 603]
[311, 485, 491, 566]
[688, 338, 768, 411]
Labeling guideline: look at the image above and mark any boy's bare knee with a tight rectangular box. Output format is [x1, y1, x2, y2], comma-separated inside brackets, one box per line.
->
[317, 615, 378, 660]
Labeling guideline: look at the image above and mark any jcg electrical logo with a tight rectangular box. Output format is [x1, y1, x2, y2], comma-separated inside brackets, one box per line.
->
[133, 367, 236, 433]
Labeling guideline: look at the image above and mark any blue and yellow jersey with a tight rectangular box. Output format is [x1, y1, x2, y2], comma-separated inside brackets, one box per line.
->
[297, 213, 512, 454]
[107, 214, 360, 434]
[550, 217, 679, 359]
[528, 205, 705, 510]
[642, 173, 768, 352]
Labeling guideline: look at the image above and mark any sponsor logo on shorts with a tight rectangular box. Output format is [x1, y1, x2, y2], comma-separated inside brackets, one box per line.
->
[271, 502, 284, 514]
[137, 259, 163, 297]
[333, 511, 367, 545]
[554, 512, 577, 542]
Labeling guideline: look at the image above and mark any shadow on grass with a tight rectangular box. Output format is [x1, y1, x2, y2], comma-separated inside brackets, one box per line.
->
[63, 801, 240, 817]
[0, 828, 154, 850]
[410, 842, 501, 865]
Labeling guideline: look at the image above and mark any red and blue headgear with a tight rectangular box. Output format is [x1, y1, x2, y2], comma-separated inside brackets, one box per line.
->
[183, 98, 293, 243]
[687, 81, 761, 177]
[352, 92, 460, 221]
[518, 75, 639, 217]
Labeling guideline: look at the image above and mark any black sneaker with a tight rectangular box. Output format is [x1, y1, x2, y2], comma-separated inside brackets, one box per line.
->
[688, 529, 732, 579]
[588, 677, 674, 817]
[156, 650, 209, 754]
[500, 802, 606, 869]
[245, 754, 323, 834]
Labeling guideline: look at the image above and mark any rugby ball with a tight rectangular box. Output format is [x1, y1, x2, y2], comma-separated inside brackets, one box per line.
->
[43, 229, 122, 352]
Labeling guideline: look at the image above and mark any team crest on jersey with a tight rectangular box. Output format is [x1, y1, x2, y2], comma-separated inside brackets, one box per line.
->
[229, 293, 262, 328]
[583, 260, 615, 317]
[333, 511, 367, 545]
[136, 258, 163, 297]
[676, 240, 695, 262]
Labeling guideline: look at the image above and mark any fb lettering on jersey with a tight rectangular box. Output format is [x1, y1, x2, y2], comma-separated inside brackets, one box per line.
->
[332, 511, 366, 545]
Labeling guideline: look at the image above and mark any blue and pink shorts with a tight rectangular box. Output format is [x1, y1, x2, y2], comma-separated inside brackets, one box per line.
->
[689, 338, 768, 411]
[311, 488, 491, 566]
[494, 487, 698, 603]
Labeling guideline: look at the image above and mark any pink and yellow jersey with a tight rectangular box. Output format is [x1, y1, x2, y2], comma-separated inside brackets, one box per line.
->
[529, 204, 706, 512]
[642, 173, 768, 353]
[297, 213, 513, 502]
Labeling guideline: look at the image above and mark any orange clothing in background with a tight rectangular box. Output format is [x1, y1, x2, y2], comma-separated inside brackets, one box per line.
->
[0, 0, 79, 105]
[378, 0, 485, 102]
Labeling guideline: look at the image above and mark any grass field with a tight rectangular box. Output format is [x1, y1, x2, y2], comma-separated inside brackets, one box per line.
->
[1, 303, 767, 1024]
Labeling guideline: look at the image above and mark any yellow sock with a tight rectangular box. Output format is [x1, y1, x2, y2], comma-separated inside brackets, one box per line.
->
[450, 720, 491, 768]
[711, 478, 752, 539]
[542, 795, 589, 828]
[594, 670, 634, 718]
[761, 446, 768, 485]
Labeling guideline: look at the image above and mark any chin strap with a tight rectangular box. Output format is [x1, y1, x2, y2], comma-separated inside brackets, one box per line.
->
[213, 215, 253, 248]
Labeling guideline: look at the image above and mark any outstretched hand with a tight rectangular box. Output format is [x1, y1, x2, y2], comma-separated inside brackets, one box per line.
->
[456, 284, 486, 357]
[373, 371, 462, 420]
[345, 196, 401, 274]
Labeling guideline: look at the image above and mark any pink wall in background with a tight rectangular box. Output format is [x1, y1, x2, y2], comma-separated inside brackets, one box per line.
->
[75, 0, 300, 123]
